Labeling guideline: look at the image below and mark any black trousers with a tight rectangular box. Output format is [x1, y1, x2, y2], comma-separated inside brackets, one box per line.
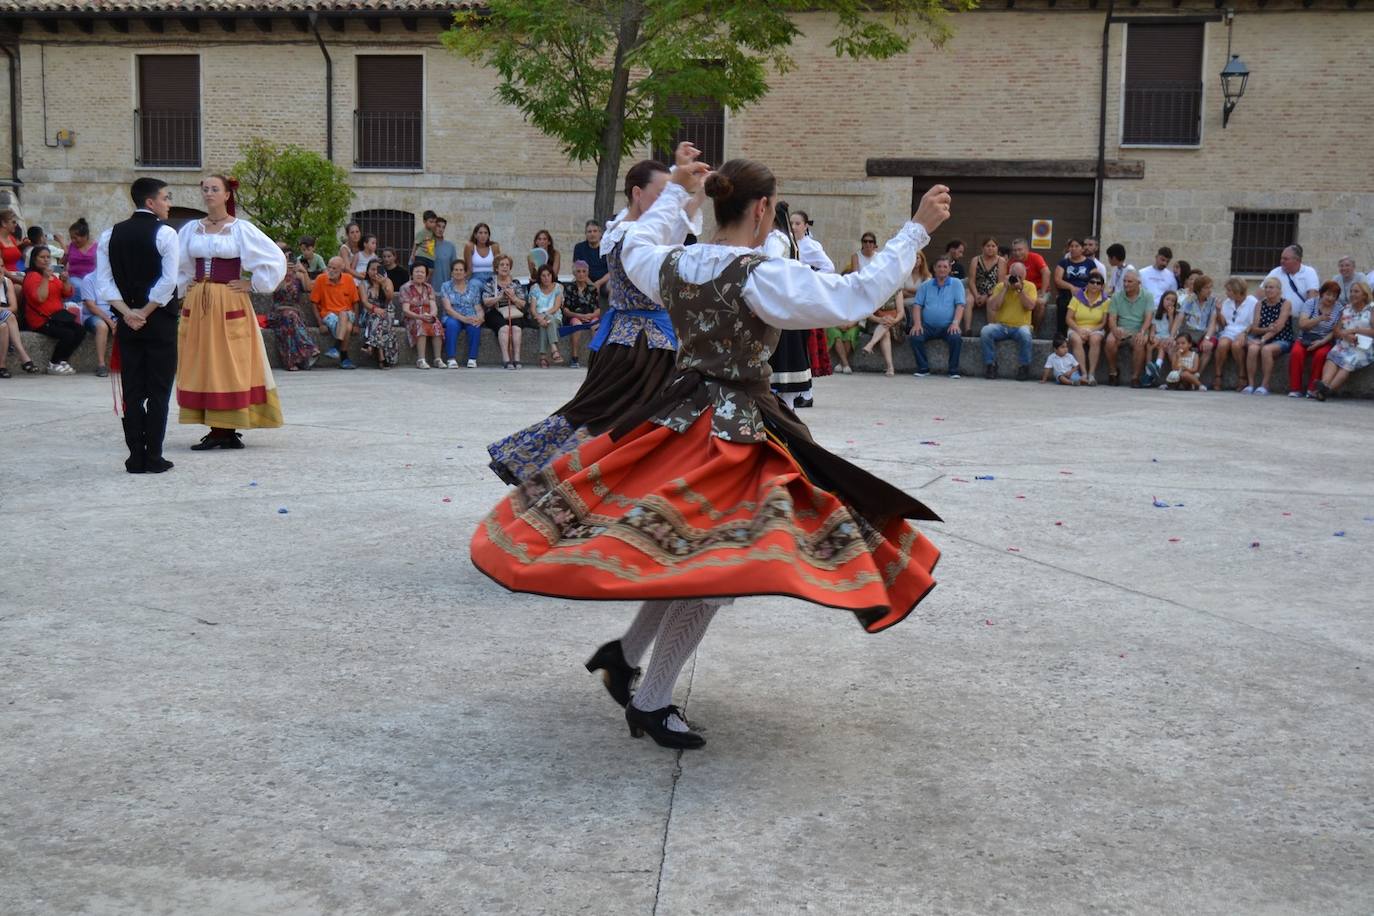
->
[38, 313, 87, 363]
[118, 314, 178, 462]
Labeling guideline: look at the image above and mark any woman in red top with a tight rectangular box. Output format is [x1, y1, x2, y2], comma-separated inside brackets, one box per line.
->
[0, 209, 27, 286]
[23, 246, 84, 374]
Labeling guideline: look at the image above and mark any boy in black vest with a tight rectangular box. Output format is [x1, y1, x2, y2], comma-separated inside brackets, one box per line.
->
[96, 177, 181, 474]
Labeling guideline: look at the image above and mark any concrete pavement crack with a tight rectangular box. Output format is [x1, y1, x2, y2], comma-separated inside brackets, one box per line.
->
[650, 649, 698, 916]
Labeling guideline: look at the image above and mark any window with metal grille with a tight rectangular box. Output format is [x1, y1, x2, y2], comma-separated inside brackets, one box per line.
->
[1230, 211, 1299, 274]
[355, 55, 423, 170]
[135, 55, 200, 168]
[353, 208, 416, 261]
[1122, 23, 1204, 146]
[653, 95, 725, 169]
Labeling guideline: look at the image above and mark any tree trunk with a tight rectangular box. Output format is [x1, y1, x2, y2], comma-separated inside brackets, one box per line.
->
[592, 1, 644, 223]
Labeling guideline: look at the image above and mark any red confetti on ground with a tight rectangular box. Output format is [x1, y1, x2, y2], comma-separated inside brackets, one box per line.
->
[932, 416, 946, 421]
[984, 619, 995, 626]
[1015, 495, 1027, 500]
[1282, 512, 1292, 517]
[875, 421, 885, 426]
[1054, 521, 1064, 526]
[1168, 537, 1181, 543]
[846, 440, 855, 444]
[1119, 653, 1127, 659]
[442, 497, 452, 503]
[1006, 546, 1020, 552]
[404, 464, 413, 468]
[951, 477, 971, 483]
[1059, 470, 1073, 475]
[1250, 541, 1261, 548]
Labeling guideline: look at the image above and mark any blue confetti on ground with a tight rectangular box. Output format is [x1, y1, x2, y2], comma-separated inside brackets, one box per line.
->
[277, 508, 289, 515]
[975, 475, 995, 481]
[1334, 531, 1346, 537]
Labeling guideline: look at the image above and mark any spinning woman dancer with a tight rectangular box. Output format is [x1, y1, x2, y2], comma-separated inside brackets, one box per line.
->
[472, 159, 951, 750]
[486, 143, 704, 484]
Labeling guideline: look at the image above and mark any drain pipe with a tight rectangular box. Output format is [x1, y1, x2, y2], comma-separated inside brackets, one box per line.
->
[0, 42, 21, 190]
[308, 13, 334, 163]
[1094, 0, 1116, 236]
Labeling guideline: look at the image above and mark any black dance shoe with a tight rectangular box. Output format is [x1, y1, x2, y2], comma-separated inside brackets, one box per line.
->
[146, 457, 175, 474]
[124, 457, 146, 474]
[793, 396, 814, 409]
[584, 640, 639, 707]
[626, 704, 705, 750]
[191, 431, 245, 450]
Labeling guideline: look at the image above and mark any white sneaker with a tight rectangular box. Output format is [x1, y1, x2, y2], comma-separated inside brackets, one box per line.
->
[1199, 384, 1208, 392]
[1240, 385, 1254, 394]
[446, 359, 460, 369]
[1254, 386, 1269, 396]
[416, 358, 430, 369]
[466, 359, 478, 369]
[1287, 390, 1302, 398]
[47, 362, 74, 375]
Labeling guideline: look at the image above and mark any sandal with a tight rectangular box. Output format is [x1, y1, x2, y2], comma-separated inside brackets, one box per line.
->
[539, 356, 550, 369]
[1107, 372, 1119, 386]
[0, 367, 10, 378]
[20, 361, 39, 375]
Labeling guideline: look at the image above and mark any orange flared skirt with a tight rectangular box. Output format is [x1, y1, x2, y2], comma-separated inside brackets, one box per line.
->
[471, 409, 940, 633]
[177, 281, 283, 429]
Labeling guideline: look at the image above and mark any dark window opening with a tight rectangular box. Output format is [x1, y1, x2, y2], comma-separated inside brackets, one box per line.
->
[166, 206, 207, 231]
[136, 55, 200, 168]
[352, 208, 416, 261]
[1230, 211, 1299, 275]
[1123, 23, 1204, 146]
[354, 56, 423, 170]
[654, 95, 725, 171]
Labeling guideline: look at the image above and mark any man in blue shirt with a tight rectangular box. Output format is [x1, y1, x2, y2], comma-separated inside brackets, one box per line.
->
[907, 255, 966, 378]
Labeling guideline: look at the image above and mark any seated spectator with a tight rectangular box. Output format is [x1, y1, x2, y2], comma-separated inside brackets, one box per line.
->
[399, 263, 442, 369]
[381, 247, 409, 293]
[75, 273, 117, 377]
[296, 235, 327, 277]
[1266, 244, 1319, 305]
[561, 260, 600, 368]
[1212, 278, 1257, 391]
[907, 255, 965, 379]
[1137, 247, 1177, 303]
[0, 209, 26, 286]
[1166, 334, 1202, 390]
[980, 262, 1036, 380]
[0, 273, 40, 376]
[22, 246, 82, 374]
[1104, 243, 1134, 296]
[304, 256, 361, 369]
[270, 258, 320, 372]
[845, 232, 879, 274]
[411, 210, 438, 272]
[432, 218, 459, 285]
[966, 237, 1004, 334]
[1289, 281, 1342, 398]
[572, 220, 609, 301]
[1104, 268, 1153, 387]
[339, 221, 361, 268]
[1175, 274, 1217, 381]
[1052, 238, 1093, 336]
[360, 259, 399, 369]
[1242, 277, 1294, 395]
[440, 259, 484, 369]
[26, 226, 63, 268]
[353, 233, 378, 285]
[527, 229, 561, 284]
[1145, 289, 1180, 385]
[1083, 237, 1107, 280]
[1170, 259, 1193, 294]
[826, 322, 860, 374]
[1066, 271, 1108, 385]
[63, 219, 98, 280]
[1001, 238, 1051, 331]
[1314, 281, 1373, 401]
[862, 292, 903, 377]
[482, 253, 526, 370]
[943, 239, 967, 284]
[529, 263, 565, 367]
[464, 222, 501, 291]
[1334, 257, 1360, 306]
[1041, 336, 1082, 386]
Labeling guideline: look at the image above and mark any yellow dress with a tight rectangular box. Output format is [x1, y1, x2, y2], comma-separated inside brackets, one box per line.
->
[175, 217, 287, 429]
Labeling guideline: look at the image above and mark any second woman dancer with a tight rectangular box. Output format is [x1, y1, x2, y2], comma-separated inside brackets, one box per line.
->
[485, 143, 704, 485]
[472, 159, 951, 750]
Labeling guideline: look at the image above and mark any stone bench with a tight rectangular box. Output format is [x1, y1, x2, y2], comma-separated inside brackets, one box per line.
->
[15, 328, 1374, 398]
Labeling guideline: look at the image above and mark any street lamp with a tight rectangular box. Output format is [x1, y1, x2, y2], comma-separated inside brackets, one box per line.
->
[1220, 54, 1250, 128]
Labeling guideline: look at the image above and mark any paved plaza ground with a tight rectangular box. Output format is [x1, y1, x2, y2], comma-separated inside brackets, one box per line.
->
[3, 367, 1373, 915]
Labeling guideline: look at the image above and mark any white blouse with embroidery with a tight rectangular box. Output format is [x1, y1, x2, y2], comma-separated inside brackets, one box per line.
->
[621, 183, 930, 331]
[176, 217, 288, 297]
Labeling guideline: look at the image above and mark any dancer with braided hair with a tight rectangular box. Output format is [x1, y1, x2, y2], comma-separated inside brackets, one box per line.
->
[472, 159, 952, 750]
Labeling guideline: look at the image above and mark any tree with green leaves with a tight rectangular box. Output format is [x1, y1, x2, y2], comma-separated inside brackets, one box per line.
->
[231, 138, 354, 247]
[444, 0, 974, 221]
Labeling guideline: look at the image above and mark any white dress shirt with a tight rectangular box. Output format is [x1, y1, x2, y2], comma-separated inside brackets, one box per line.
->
[798, 236, 836, 273]
[1266, 264, 1320, 302]
[620, 183, 929, 331]
[95, 209, 180, 309]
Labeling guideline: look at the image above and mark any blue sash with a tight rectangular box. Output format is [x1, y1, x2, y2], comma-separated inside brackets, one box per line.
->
[587, 308, 677, 352]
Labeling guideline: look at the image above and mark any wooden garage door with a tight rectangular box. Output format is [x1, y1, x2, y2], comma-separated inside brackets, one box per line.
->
[911, 178, 1095, 262]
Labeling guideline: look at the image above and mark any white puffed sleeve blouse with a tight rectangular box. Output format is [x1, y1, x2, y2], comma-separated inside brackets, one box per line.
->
[176, 218, 288, 298]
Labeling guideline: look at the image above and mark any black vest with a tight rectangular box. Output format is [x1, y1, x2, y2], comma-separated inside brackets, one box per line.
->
[109, 212, 168, 310]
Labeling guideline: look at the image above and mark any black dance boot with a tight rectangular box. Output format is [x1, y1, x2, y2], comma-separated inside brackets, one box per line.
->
[626, 704, 705, 750]
[584, 640, 639, 707]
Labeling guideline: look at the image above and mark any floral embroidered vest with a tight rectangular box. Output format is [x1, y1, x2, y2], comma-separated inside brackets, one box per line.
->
[654, 248, 775, 442]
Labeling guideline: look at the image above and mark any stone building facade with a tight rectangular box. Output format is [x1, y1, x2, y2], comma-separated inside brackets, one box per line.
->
[0, 0, 1370, 281]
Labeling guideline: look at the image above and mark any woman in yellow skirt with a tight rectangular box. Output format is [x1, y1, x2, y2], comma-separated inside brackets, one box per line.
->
[176, 175, 288, 450]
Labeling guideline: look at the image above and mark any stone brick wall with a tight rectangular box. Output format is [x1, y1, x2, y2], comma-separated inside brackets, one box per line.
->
[7, 3, 1373, 281]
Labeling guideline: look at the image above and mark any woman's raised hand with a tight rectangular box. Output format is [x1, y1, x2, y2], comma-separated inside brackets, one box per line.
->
[670, 161, 711, 194]
[674, 141, 702, 169]
[913, 184, 952, 233]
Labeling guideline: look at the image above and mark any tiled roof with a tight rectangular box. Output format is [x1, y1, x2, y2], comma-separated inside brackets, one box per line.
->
[0, 0, 477, 13]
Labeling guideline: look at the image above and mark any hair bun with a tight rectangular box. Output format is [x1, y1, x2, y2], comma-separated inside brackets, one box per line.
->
[704, 173, 734, 200]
